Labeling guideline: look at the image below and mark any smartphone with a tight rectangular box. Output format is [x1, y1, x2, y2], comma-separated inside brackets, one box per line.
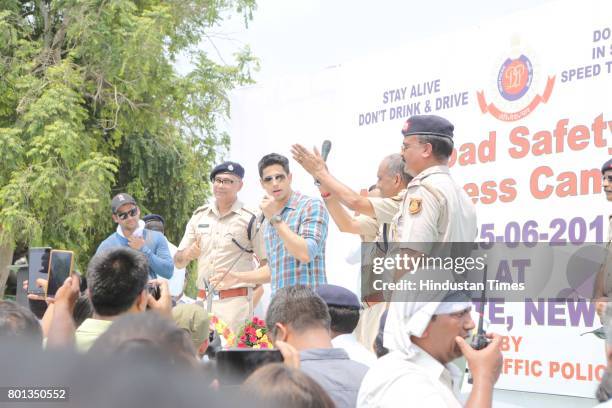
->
[216, 349, 283, 385]
[46, 250, 74, 297]
[27, 247, 52, 295]
[15, 265, 29, 307]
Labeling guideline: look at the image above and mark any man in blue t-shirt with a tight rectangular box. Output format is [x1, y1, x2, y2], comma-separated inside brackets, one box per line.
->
[96, 193, 173, 279]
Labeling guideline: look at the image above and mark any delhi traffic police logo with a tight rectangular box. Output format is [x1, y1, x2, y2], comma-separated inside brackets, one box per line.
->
[497, 55, 533, 101]
[477, 51, 555, 122]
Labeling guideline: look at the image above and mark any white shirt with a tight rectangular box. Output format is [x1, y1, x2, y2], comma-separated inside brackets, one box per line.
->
[117, 220, 145, 238]
[160, 241, 186, 297]
[332, 333, 377, 367]
[357, 347, 463, 408]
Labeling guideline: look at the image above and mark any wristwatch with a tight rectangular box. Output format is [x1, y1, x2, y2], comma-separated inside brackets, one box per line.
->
[269, 214, 283, 225]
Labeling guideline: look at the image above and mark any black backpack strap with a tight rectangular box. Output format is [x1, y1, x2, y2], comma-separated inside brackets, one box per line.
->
[230, 213, 257, 254]
[247, 214, 256, 241]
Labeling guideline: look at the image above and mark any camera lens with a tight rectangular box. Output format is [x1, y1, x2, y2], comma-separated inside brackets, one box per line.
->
[147, 283, 161, 300]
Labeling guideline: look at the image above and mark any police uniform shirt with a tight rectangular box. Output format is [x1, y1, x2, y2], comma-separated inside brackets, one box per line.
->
[359, 193, 403, 299]
[355, 214, 380, 243]
[177, 199, 266, 289]
[397, 165, 477, 254]
[367, 190, 406, 226]
[359, 189, 405, 244]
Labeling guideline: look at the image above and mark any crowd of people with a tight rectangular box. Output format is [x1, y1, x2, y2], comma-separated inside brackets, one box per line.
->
[1, 114, 611, 408]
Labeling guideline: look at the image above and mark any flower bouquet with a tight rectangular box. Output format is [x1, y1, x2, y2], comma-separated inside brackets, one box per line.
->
[236, 316, 273, 349]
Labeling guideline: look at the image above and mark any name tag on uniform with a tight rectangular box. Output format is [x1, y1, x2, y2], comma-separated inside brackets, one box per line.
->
[197, 224, 210, 232]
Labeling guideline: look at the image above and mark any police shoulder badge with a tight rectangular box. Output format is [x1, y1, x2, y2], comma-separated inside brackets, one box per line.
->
[408, 198, 422, 215]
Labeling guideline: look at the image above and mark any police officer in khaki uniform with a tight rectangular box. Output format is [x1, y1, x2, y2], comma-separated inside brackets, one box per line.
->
[174, 161, 266, 333]
[331, 155, 409, 352]
[290, 149, 410, 351]
[395, 115, 477, 256]
[353, 197, 401, 352]
[594, 158, 612, 320]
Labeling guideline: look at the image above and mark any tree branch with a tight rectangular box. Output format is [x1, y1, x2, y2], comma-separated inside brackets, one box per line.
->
[36, 0, 51, 49]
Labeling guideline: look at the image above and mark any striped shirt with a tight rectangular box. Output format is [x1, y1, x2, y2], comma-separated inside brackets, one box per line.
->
[264, 191, 329, 293]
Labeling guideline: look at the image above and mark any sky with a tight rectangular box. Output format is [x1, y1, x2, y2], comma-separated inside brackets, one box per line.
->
[189, 0, 558, 84]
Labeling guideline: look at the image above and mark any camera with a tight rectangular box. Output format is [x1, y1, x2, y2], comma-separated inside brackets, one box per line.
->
[147, 282, 161, 300]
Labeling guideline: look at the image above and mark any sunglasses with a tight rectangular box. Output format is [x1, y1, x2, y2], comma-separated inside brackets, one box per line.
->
[116, 207, 138, 220]
[262, 174, 286, 183]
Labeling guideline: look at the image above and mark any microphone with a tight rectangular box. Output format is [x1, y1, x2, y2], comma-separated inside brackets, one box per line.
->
[321, 140, 332, 162]
[314, 140, 332, 186]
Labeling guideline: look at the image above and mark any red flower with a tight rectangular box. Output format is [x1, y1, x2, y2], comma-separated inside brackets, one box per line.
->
[260, 342, 269, 349]
[237, 342, 247, 348]
[211, 316, 218, 324]
[248, 335, 257, 343]
[240, 335, 247, 342]
[252, 317, 259, 324]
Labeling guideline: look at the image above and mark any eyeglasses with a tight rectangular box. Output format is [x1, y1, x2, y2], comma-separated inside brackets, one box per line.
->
[262, 174, 286, 183]
[401, 142, 425, 152]
[117, 207, 138, 220]
[213, 177, 237, 185]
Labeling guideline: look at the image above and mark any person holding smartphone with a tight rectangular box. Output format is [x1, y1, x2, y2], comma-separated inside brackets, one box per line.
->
[96, 193, 173, 279]
[75, 248, 172, 351]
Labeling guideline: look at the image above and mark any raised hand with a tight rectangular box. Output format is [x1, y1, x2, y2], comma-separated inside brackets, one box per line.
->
[291, 144, 327, 176]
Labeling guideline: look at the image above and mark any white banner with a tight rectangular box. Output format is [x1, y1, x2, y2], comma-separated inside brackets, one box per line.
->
[229, 0, 611, 398]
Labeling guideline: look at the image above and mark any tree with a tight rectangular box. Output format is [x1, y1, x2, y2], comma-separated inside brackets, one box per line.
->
[0, 0, 257, 295]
